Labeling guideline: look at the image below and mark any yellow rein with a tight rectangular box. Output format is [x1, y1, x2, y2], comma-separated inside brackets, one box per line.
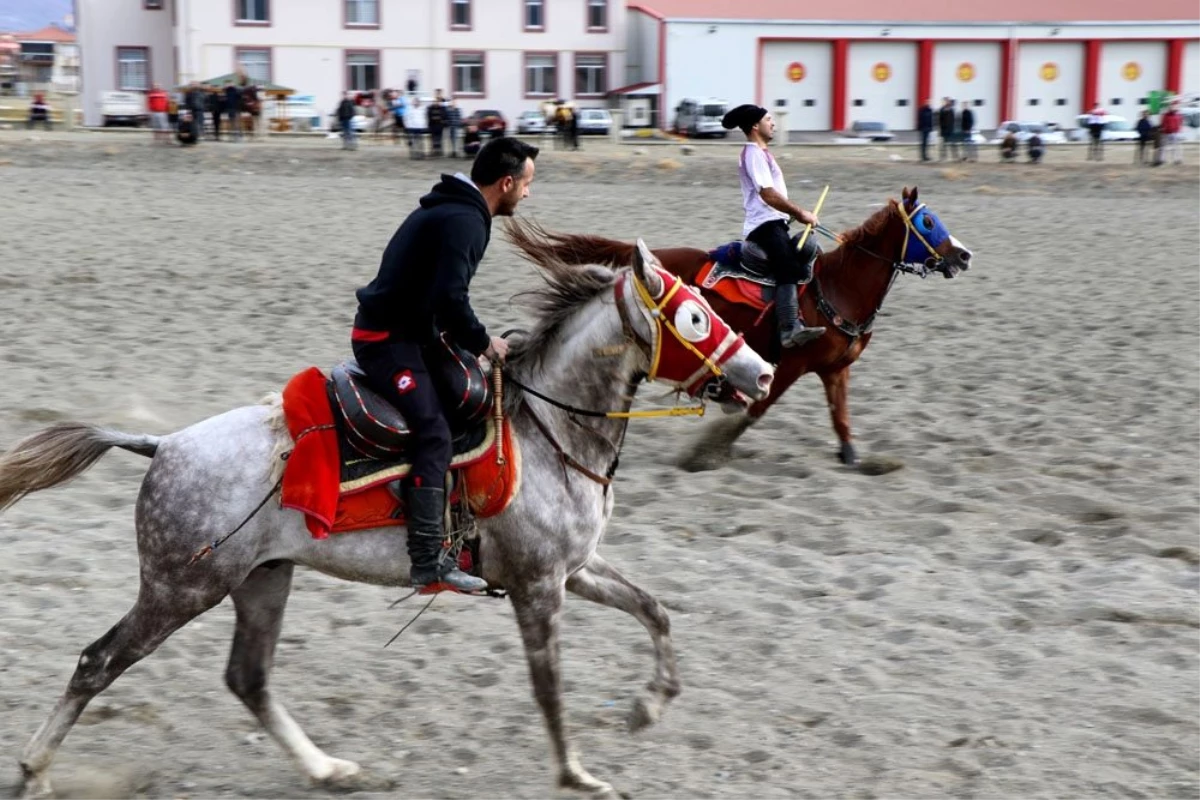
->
[896, 200, 941, 264]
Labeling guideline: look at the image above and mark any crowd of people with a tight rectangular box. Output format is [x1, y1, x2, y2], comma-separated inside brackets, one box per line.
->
[333, 88, 483, 159]
[158, 74, 262, 146]
[917, 97, 979, 163]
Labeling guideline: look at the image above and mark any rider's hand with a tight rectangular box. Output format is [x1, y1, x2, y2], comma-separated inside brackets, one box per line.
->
[484, 335, 509, 363]
[797, 209, 819, 228]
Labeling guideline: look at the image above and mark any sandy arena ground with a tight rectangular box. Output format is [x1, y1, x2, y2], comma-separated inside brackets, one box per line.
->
[0, 131, 1197, 799]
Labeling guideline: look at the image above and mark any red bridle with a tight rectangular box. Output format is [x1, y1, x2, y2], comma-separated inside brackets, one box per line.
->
[616, 266, 747, 396]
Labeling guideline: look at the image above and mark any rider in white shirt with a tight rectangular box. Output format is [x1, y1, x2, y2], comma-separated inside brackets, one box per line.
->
[723, 104, 825, 347]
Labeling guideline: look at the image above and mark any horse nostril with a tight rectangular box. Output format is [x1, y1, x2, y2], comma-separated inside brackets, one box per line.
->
[959, 250, 972, 263]
[758, 374, 773, 392]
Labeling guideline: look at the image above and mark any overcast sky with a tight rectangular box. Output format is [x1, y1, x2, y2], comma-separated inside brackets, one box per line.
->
[0, 0, 74, 33]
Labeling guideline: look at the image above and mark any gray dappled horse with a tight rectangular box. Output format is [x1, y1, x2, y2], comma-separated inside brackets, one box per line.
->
[0, 230, 774, 798]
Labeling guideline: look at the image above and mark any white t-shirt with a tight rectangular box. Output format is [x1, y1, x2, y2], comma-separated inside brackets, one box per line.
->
[739, 143, 790, 237]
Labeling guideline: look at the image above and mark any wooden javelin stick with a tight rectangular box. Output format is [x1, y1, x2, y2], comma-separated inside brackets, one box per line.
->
[796, 184, 831, 254]
[492, 362, 506, 465]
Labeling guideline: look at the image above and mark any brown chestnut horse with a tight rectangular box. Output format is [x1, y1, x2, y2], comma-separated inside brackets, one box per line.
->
[510, 187, 972, 470]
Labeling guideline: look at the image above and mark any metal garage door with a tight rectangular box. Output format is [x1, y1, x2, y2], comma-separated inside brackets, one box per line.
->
[1017, 42, 1084, 128]
[761, 41, 833, 131]
[933, 42, 1002, 130]
[1181, 40, 1199, 96]
[847, 41, 917, 131]
[1099, 41, 1167, 115]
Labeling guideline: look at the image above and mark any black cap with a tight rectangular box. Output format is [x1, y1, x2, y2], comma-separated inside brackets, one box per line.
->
[721, 104, 767, 134]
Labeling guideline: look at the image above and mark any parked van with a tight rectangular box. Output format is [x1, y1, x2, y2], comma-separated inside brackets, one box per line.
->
[99, 90, 147, 127]
[674, 98, 728, 138]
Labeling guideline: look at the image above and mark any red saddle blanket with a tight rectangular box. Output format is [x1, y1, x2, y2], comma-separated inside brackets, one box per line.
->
[695, 261, 772, 311]
[280, 367, 521, 539]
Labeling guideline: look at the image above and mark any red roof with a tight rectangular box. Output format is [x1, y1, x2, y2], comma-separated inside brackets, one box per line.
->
[13, 25, 76, 43]
[630, 0, 1199, 22]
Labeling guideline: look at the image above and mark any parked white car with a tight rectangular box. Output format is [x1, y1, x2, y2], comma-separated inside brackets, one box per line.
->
[1070, 114, 1140, 142]
[516, 110, 548, 134]
[576, 108, 612, 135]
[99, 90, 148, 127]
[990, 120, 1067, 145]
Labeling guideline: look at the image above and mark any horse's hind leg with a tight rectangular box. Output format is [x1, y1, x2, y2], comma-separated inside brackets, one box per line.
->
[566, 555, 680, 732]
[512, 584, 613, 796]
[19, 586, 222, 799]
[225, 562, 360, 786]
[818, 366, 858, 465]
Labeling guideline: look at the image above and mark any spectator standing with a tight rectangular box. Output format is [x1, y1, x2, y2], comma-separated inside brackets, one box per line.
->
[1086, 103, 1106, 161]
[1135, 110, 1154, 165]
[206, 87, 224, 141]
[446, 99, 463, 157]
[938, 98, 958, 161]
[916, 99, 934, 162]
[337, 92, 358, 150]
[147, 84, 170, 144]
[185, 82, 206, 143]
[427, 93, 446, 157]
[404, 97, 428, 158]
[224, 82, 242, 141]
[959, 101, 976, 162]
[1160, 104, 1183, 165]
[391, 91, 408, 145]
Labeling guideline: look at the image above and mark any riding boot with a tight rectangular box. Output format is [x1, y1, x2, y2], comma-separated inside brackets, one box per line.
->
[775, 282, 825, 348]
[404, 485, 488, 593]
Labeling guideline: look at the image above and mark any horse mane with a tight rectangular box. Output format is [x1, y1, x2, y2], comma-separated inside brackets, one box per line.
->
[833, 201, 897, 251]
[506, 217, 635, 268]
[503, 217, 621, 372]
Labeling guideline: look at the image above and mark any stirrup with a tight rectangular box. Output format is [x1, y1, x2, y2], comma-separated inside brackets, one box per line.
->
[781, 325, 825, 348]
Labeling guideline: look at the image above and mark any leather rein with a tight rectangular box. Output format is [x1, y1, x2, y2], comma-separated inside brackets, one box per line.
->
[501, 268, 727, 488]
[808, 201, 944, 340]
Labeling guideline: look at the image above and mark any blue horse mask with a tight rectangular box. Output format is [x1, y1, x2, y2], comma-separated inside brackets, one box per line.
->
[899, 202, 950, 266]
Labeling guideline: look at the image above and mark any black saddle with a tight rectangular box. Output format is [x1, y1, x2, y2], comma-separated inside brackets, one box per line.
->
[328, 335, 493, 464]
[709, 232, 821, 288]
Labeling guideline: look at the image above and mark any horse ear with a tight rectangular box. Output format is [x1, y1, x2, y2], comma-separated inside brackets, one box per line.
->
[909, 186, 920, 206]
[633, 238, 664, 297]
[901, 187, 912, 205]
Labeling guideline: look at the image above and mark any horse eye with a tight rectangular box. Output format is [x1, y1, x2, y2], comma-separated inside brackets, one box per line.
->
[921, 215, 934, 231]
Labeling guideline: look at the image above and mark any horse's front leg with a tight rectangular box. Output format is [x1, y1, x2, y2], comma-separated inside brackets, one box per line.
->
[818, 365, 858, 465]
[566, 555, 679, 732]
[511, 582, 613, 796]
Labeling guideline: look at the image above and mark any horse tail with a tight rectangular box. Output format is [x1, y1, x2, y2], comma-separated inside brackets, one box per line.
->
[505, 218, 636, 270]
[0, 423, 159, 512]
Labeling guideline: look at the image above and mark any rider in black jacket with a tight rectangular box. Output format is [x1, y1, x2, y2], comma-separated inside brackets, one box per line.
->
[351, 137, 539, 592]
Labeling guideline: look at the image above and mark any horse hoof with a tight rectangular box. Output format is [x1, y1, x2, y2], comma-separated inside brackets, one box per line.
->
[311, 757, 370, 790]
[627, 695, 664, 733]
[19, 775, 55, 800]
[677, 448, 727, 473]
[837, 443, 859, 466]
[558, 770, 615, 796]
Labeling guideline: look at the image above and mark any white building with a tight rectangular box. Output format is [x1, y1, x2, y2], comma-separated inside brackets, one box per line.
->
[77, 0, 625, 127]
[625, 0, 1200, 132]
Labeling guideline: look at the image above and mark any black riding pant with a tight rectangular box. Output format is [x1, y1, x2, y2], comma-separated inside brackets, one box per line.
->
[351, 339, 451, 488]
[746, 219, 812, 285]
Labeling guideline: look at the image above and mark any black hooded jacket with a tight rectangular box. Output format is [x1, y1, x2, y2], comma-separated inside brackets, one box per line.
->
[353, 175, 492, 355]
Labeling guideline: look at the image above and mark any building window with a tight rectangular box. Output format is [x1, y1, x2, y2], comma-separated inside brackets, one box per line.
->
[452, 51, 484, 95]
[235, 48, 271, 85]
[235, 0, 269, 24]
[450, 0, 471, 29]
[525, 53, 557, 97]
[574, 53, 607, 97]
[346, 51, 379, 92]
[345, 0, 378, 26]
[524, 0, 545, 31]
[144, 0, 164, 9]
[586, 0, 607, 31]
[116, 47, 150, 90]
